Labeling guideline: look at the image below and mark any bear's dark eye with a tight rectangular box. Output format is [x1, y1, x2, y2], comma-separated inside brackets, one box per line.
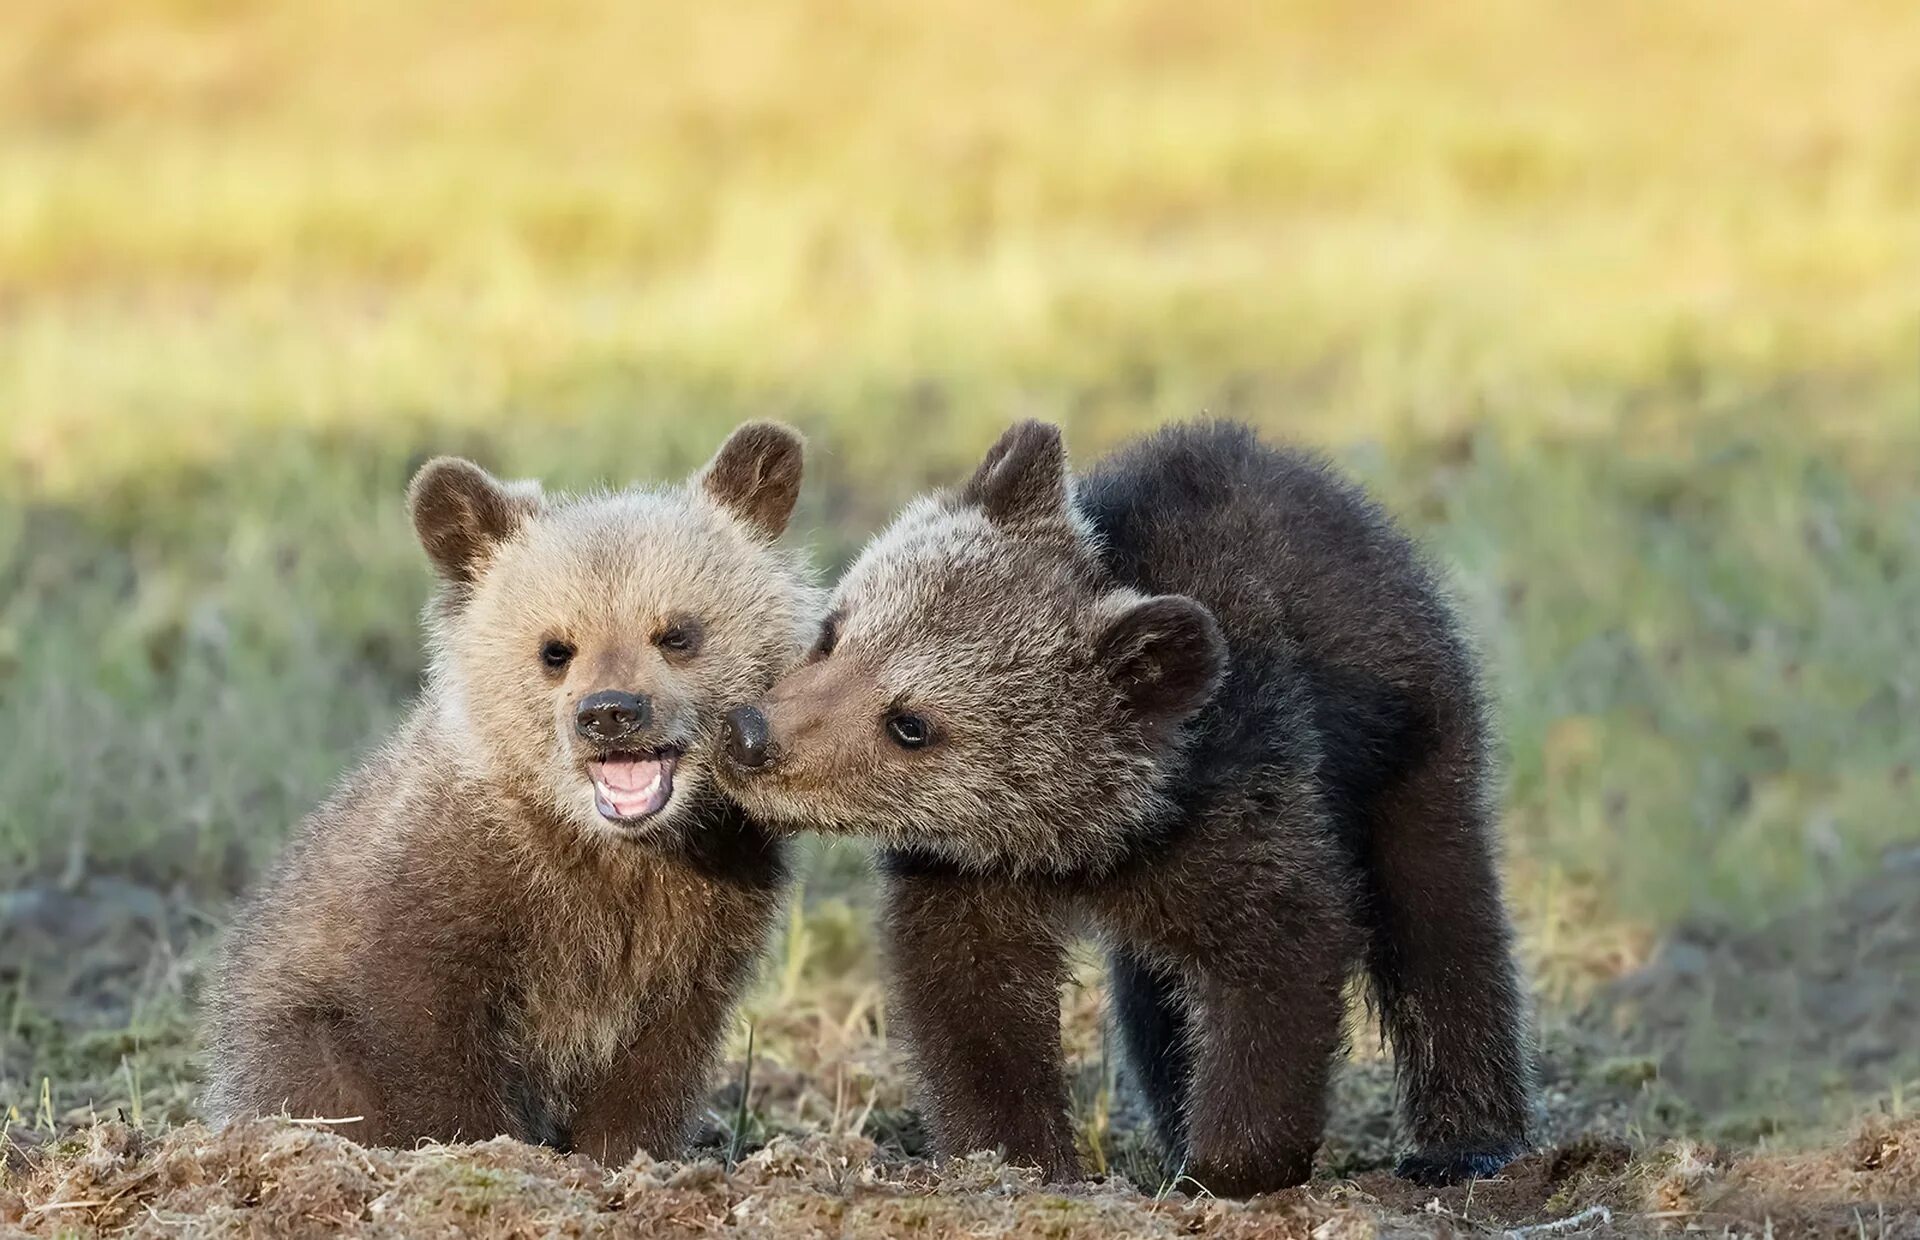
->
[813, 615, 839, 659]
[885, 711, 933, 751]
[656, 618, 702, 657]
[540, 639, 576, 671]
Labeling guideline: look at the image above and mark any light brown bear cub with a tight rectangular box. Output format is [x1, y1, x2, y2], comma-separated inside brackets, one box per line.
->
[206, 423, 821, 1163]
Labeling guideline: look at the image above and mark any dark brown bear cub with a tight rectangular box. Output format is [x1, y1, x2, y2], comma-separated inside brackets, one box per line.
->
[206, 423, 822, 1163]
[717, 420, 1533, 1192]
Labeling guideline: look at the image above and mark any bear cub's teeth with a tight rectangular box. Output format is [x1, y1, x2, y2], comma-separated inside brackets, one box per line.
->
[589, 752, 678, 822]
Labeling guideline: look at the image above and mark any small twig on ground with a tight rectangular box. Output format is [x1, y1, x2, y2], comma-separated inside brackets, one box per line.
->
[144, 1201, 189, 1229]
[1505, 1205, 1612, 1238]
[26, 1199, 110, 1215]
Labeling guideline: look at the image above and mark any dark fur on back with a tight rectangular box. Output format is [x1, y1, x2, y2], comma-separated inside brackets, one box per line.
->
[1076, 422, 1533, 1184]
[720, 420, 1533, 1192]
[1082, 422, 1458, 863]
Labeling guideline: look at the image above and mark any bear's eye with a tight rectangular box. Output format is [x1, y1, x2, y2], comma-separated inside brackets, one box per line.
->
[813, 615, 839, 660]
[540, 639, 576, 671]
[885, 711, 933, 751]
[656, 619, 702, 657]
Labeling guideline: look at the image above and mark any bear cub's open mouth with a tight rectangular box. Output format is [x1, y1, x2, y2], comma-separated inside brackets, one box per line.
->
[587, 749, 681, 823]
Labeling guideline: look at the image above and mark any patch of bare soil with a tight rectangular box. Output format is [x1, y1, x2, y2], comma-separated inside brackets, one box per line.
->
[1591, 846, 1920, 1135]
[0, 877, 196, 1030]
[5, 1116, 1917, 1239]
[0, 876, 204, 1130]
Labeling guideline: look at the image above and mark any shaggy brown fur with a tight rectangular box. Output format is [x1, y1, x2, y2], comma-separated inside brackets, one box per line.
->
[717, 420, 1533, 1193]
[206, 423, 822, 1163]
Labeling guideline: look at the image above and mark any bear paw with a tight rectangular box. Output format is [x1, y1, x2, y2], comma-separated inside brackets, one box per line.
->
[1395, 1139, 1528, 1186]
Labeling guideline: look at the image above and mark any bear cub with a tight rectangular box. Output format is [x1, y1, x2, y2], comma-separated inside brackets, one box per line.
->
[207, 423, 822, 1163]
[718, 419, 1533, 1192]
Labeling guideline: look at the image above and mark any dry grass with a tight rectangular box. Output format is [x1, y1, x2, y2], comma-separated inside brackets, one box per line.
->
[6, 1115, 1918, 1239]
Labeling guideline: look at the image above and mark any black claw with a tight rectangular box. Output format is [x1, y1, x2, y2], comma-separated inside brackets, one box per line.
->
[1395, 1140, 1528, 1186]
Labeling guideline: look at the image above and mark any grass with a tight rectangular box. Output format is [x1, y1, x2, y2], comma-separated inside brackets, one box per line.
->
[1, 0, 1918, 1223]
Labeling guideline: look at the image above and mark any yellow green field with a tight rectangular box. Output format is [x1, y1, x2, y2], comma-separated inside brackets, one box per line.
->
[2, 2, 1917, 1234]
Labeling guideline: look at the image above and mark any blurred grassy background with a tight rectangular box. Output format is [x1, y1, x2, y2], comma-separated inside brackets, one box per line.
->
[2, 0, 1917, 1145]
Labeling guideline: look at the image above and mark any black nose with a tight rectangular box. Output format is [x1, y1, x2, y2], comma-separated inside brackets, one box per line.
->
[575, 690, 650, 743]
[723, 705, 772, 770]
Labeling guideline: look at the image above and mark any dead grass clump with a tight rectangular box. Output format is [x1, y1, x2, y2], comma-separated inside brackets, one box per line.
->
[1641, 1138, 1730, 1215]
[1635, 1116, 1920, 1237]
[1340, 1137, 1634, 1231]
[6, 1119, 616, 1236]
[1715, 1115, 1919, 1234]
[13, 1119, 384, 1233]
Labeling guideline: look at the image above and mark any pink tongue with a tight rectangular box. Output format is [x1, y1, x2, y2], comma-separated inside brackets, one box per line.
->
[591, 756, 674, 820]
[598, 758, 662, 792]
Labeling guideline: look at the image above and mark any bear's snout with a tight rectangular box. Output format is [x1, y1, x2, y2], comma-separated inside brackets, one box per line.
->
[722, 704, 772, 770]
[575, 690, 652, 744]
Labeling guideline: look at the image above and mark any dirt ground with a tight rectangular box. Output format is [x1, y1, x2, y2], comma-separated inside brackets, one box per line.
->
[4, 1115, 1916, 1239]
[1591, 846, 1920, 1139]
[3, 847, 1917, 1238]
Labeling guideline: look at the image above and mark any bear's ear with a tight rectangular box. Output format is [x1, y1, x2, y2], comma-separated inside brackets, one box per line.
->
[698, 421, 805, 539]
[1092, 593, 1226, 724]
[961, 420, 1069, 528]
[408, 457, 541, 586]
